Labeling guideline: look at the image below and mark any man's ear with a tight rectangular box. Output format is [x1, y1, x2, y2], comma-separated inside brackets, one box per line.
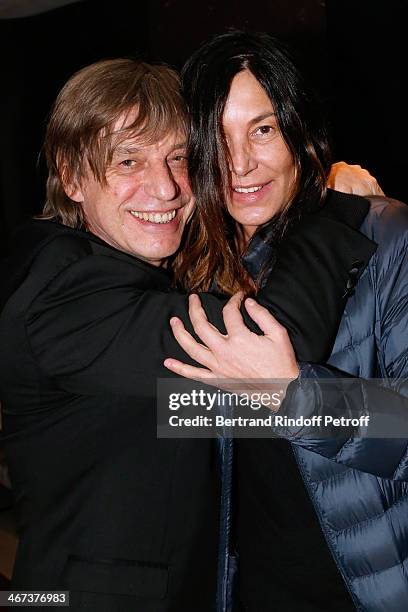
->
[65, 183, 84, 203]
[59, 162, 84, 202]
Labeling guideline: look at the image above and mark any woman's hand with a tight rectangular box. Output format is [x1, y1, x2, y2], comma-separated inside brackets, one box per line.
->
[164, 293, 299, 384]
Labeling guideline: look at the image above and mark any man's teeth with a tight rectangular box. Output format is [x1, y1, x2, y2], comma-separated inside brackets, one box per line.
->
[234, 185, 263, 193]
[130, 209, 177, 223]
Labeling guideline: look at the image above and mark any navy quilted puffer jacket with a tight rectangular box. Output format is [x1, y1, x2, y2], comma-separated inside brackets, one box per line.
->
[219, 196, 408, 612]
[292, 197, 408, 611]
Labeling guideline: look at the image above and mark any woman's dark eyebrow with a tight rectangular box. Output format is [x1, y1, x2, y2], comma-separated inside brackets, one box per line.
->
[249, 112, 276, 126]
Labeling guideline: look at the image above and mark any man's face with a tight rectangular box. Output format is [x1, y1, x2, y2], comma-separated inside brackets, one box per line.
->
[69, 115, 195, 266]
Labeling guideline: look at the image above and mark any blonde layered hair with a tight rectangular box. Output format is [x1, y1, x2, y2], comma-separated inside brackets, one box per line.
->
[42, 58, 188, 228]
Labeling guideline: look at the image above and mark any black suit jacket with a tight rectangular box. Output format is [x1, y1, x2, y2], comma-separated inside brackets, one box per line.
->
[0, 224, 224, 611]
[0, 196, 375, 611]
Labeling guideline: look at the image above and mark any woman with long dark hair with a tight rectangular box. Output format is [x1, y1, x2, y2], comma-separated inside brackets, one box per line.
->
[165, 31, 408, 611]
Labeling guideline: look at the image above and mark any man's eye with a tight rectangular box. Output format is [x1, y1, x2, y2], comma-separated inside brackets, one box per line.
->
[120, 159, 136, 168]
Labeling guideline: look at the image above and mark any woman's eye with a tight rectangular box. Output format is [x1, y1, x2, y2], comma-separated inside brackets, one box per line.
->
[169, 155, 188, 165]
[253, 125, 275, 136]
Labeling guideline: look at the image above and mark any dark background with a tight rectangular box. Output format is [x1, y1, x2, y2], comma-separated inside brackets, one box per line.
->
[0, 0, 407, 256]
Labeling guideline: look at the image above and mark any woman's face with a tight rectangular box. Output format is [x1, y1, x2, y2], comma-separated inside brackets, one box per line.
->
[222, 70, 296, 241]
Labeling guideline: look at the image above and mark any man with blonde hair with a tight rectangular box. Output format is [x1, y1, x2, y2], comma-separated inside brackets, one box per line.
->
[0, 58, 223, 611]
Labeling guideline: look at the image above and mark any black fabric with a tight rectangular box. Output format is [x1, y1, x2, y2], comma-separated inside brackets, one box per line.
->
[0, 225, 223, 610]
[236, 191, 372, 611]
[236, 439, 355, 611]
[0, 483, 13, 510]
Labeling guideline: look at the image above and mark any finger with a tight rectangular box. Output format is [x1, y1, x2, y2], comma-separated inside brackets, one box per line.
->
[222, 292, 248, 336]
[189, 294, 226, 347]
[369, 180, 385, 196]
[189, 294, 219, 333]
[164, 358, 216, 382]
[170, 317, 214, 368]
[244, 298, 285, 337]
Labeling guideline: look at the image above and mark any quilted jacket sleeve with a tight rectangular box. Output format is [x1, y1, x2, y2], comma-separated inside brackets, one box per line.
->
[281, 199, 408, 481]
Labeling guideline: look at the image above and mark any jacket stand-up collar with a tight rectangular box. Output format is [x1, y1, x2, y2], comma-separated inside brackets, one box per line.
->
[242, 189, 377, 295]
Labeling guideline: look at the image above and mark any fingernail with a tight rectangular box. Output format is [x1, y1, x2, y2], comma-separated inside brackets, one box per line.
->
[246, 298, 256, 306]
[170, 317, 179, 326]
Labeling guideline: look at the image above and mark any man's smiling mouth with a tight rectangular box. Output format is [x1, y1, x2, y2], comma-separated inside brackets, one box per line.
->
[129, 209, 177, 224]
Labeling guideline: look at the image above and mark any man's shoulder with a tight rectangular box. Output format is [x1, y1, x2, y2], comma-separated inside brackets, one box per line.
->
[7, 219, 92, 261]
[0, 220, 166, 314]
[28, 220, 93, 264]
[7, 219, 155, 278]
[1, 220, 173, 313]
[10, 221, 95, 288]
[0, 221, 91, 312]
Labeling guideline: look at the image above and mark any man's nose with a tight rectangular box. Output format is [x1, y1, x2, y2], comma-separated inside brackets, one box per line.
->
[144, 163, 178, 201]
[228, 141, 257, 177]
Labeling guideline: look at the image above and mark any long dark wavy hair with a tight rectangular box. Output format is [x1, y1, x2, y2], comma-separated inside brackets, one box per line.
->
[173, 30, 332, 294]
